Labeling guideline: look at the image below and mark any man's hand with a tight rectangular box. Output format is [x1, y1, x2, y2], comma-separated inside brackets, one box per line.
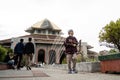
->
[73, 44, 77, 47]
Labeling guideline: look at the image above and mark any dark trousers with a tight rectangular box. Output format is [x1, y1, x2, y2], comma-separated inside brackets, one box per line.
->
[16, 54, 23, 69]
[66, 54, 77, 71]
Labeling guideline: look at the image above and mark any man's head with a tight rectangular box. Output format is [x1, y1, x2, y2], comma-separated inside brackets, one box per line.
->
[68, 29, 74, 36]
[28, 37, 32, 42]
[20, 39, 24, 43]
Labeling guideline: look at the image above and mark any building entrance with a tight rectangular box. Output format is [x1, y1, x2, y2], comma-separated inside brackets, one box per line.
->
[38, 49, 45, 63]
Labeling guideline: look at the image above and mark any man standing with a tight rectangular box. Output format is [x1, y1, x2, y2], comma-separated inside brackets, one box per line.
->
[64, 29, 78, 74]
[14, 39, 24, 70]
[24, 38, 34, 70]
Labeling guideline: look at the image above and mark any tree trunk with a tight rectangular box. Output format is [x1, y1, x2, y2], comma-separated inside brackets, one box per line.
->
[117, 44, 120, 52]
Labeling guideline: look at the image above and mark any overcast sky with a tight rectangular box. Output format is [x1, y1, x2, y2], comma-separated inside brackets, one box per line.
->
[0, 0, 120, 52]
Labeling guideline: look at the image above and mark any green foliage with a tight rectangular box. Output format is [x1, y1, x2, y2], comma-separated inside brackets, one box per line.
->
[76, 54, 86, 62]
[21, 55, 26, 66]
[0, 45, 12, 62]
[61, 54, 98, 64]
[86, 58, 98, 62]
[99, 18, 120, 51]
[62, 58, 67, 64]
[6, 48, 13, 53]
[109, 49, 118, 54]
[0, 45, 7, 62]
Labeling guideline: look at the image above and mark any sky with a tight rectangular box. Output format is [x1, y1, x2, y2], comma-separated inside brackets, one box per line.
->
[0, 0, 120, 52]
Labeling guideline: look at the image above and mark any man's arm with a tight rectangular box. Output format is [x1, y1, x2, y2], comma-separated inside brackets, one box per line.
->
[64, 38, 73, 47]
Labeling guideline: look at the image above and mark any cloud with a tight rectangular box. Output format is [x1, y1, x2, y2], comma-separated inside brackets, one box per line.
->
[0, 0, 120, 52]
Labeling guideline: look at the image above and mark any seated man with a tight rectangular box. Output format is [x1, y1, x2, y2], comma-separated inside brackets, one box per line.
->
[4, 52, 15, 69]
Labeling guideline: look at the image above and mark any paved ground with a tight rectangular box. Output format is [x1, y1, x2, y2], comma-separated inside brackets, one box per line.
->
[0, 67, 120, 80]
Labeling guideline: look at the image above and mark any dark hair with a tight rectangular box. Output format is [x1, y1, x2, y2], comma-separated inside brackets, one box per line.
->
[28, 38, 32, 41]
[20, 39, 24, 42]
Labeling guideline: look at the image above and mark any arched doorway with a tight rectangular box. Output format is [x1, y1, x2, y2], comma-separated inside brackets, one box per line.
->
[38, 49, 45, 64]
[49, 50, 56, 64]
[60, 50, 66, 64]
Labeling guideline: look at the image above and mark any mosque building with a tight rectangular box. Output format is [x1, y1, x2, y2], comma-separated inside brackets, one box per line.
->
[0, 19, 97, 64]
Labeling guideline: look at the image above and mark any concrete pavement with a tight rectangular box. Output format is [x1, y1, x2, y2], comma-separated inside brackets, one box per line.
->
[0, 67, 120, 80]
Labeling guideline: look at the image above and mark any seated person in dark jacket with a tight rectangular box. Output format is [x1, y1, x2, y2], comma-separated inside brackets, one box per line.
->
[4, 52, 15, 69]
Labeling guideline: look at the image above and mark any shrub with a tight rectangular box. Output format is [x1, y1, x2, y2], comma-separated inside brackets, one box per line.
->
[0, 45, 7, 62]
[62, 58, 67, 64]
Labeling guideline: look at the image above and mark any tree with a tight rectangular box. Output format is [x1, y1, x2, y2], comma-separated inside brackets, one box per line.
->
[0, 45, 7, 61]
[109, 49, 118, 54]
[99, 18, 120, 51]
